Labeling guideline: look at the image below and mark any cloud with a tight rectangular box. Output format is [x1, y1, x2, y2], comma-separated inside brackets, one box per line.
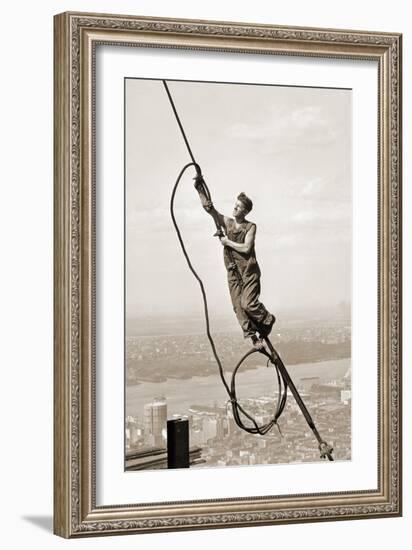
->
[225, 103, 342, 152]
[291, 200, 350, 225]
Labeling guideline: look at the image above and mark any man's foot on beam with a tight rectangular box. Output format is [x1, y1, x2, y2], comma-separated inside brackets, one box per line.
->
[258, 314, 276, 338]
[251, 334, 264, 350]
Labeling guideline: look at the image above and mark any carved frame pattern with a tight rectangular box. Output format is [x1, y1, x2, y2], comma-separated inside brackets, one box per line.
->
[53, 12, 402, 538]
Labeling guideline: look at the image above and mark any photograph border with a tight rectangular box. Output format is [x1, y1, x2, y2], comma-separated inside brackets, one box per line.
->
[53, 11, 402, 538]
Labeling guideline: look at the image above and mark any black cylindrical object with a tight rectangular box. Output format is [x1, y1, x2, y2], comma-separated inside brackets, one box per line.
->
[167, 418, 189, 469]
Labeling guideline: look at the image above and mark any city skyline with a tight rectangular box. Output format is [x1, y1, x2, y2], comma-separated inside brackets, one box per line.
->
[125, 319, 351, 468]
[126, 301, 351, 337]
[125, 318, 351, 385]
[126, 366, 351, 468]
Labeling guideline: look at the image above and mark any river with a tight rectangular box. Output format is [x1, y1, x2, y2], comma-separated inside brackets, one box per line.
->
[126, 357, 350, 418]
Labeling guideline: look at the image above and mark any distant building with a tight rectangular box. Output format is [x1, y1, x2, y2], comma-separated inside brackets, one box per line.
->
[341, 389, 351, 404]
[203, 417, 218, 443]
[144, 397, 167, 447]
[191, 428, 203, 447]
[343, 367, 352, 389]
[125, 416, 141, 449]
[216, 416, 225, 440]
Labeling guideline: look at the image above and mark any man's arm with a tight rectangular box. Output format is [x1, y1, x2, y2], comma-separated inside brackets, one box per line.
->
[194, 175, 226, 228]
[220, 224, 256, 254]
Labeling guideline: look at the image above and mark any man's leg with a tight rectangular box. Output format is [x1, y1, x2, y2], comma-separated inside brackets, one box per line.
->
[240, 272, 275, 337]
[227, 273, 258, 339]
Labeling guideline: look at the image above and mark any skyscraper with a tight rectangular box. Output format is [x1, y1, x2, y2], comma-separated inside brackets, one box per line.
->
[144, 397, 167, 447]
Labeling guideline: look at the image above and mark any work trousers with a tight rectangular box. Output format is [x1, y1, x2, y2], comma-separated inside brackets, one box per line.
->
[227, 262, 273, 339]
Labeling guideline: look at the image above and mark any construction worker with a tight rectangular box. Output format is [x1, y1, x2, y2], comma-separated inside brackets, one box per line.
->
[194, 175, 275, 349]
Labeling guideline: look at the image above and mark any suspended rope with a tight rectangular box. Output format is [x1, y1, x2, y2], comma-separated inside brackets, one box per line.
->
[163, 80, 333, 458]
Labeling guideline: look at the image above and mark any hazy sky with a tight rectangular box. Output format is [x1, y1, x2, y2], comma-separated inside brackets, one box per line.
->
[125, 79, 351, 321]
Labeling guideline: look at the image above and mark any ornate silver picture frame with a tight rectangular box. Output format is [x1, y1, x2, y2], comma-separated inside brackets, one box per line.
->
[54, 12, 402, 538]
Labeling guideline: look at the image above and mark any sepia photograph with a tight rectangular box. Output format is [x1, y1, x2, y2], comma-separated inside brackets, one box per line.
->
[53, 11, 401, 537]
[124, 78, 352, 471]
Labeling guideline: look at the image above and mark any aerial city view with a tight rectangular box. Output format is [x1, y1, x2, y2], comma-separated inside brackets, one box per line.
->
[125, 309, 351, 470]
